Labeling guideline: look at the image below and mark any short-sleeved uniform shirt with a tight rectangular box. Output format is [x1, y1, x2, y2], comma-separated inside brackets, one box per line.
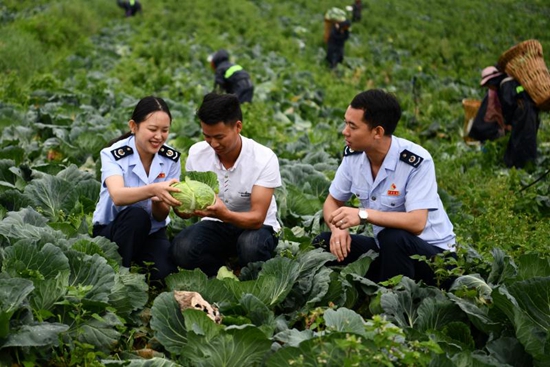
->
[92, 136, 182, 234]
[329, 136, 455, 251]
[186, 135, 282, 232]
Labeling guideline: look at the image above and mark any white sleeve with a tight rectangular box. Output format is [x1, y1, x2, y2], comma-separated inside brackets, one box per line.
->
[256, 152, 281, 188]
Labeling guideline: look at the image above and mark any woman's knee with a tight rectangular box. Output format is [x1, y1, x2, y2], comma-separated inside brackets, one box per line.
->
[119, 207, 151, 227]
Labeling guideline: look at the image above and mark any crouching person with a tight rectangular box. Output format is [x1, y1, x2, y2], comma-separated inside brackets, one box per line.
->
[92, 96, 180, 282]
[117, 0, 141, 17]
[170, 93, 281, 277]
[313, 89, 456, 287]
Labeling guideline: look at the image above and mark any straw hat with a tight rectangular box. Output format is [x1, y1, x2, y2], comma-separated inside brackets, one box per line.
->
[480, 66, 503, 86]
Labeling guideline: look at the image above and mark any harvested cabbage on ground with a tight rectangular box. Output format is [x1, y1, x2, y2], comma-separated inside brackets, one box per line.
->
[170, 171, 219, 213]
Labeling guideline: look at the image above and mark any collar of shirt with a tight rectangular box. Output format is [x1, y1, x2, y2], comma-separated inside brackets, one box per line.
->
[384, 136, 400, 171]
[125, 136, 165, 184]
[363, 136, 400, 187]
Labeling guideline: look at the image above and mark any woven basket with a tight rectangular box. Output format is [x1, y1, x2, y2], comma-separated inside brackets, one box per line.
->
[497, 39, 550, 110]
[323, 19, 336, 44]
[462, 99, 481, 144]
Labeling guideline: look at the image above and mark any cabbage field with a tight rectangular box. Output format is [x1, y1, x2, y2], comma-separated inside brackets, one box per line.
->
[1, 0, 550, 366]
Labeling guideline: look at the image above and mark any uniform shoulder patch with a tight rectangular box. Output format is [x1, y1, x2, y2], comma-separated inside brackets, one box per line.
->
[159, 145, 181, 162]
[399, 149, 424, 168]
[343, 146, 361, 157]
[110, 146, 134, 161]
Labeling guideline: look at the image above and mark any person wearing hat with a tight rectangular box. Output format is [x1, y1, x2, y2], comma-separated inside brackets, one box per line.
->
[480, 66, 508, 138]
[470, 65, 540, 168]
[326, 19, 351, 69]
[208, 50, 254, 104]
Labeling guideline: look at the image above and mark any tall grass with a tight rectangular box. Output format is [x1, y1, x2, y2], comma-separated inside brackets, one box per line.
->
[0, 0, 119, 103]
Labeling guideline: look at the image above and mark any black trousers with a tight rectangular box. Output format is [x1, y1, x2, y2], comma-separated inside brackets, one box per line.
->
[313, 228, 451, 286]
[233, 79, 254, 103]
[93, 207, 177, 281]
[170, 220, 278, 277]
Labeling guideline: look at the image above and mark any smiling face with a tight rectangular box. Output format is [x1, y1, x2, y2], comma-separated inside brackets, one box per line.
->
[130, 111, 171, 158]
[201, 120, 242, 159]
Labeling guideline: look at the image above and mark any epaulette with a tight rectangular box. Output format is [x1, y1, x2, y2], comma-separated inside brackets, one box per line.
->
[399, 149, 423, 168]
[110, 146, 134, 161]
[343, 146, 361, 157]
[158, 145, 181, 162]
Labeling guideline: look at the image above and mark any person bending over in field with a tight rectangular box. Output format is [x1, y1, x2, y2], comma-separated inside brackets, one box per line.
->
[170, 93, 281, 277]
[92, 96, 180, 281]
[313, 89, 456, 286]
[117, 0, 141, 17]
[208, 49, 255, 104]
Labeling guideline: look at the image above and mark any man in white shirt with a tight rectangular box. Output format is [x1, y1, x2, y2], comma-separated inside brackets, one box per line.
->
[170, 93, 281, 277]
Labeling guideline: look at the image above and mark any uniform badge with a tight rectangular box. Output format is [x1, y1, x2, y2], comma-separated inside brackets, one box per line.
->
[156, 173, 166, 179]
[110, 146, 134, 161]
[158, 145, 181, 162]
[343, 146, 361, 157]
[387, 183, 400, 196]
[399, 149, 423, 168]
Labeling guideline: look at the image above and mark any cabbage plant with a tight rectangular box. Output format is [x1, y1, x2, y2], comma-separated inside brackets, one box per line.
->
[170, 171, 219, 213]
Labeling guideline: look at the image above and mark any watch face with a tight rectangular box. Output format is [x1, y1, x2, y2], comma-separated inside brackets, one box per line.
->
[359, 209, 368, 219]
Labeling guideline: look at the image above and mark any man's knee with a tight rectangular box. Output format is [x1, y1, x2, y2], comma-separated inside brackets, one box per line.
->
[237, 228, 277, 262]
[377, 228, 411, 253]
[312, 232, 331, 249]
[170, 228, 201, 267]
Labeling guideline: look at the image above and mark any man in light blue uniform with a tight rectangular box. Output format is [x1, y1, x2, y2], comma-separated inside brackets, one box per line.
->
[314, 89, 455, 286]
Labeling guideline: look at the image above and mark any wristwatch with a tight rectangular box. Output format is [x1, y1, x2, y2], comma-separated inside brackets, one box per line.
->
[358, 208, 368, 224]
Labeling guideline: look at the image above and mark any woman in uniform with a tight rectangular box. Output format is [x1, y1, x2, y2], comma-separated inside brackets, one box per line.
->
[92, 96, 181, 281]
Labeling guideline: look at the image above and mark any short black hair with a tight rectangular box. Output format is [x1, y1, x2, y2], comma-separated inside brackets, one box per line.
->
[350, 89, 401, 136]
[196, 92, 242, 126]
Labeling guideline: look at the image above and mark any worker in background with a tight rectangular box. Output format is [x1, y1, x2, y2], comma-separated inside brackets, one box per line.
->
[208, 49, 254, 104]
[469, 66, 540, 169]
[351, 0, 363, 22]
[117, 0, 141, 17]
[326, 20, 351, 69]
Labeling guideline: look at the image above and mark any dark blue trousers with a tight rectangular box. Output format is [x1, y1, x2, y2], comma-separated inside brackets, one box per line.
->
[170, 220, 278, 277]
[93, 207, 177, 281]
[313, 228, 449, 286]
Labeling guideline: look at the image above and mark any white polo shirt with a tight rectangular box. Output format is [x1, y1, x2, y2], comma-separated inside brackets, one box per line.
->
[186, 135, 282, 232]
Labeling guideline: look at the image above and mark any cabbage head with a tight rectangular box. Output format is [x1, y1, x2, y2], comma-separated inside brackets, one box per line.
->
[170, 171, 218, 213]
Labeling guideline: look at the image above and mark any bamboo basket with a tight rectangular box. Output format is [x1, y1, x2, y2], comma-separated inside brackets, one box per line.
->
[497, 39, 550, 110]
[462, 99, 481, 144]
[323, 19, 336, 44]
